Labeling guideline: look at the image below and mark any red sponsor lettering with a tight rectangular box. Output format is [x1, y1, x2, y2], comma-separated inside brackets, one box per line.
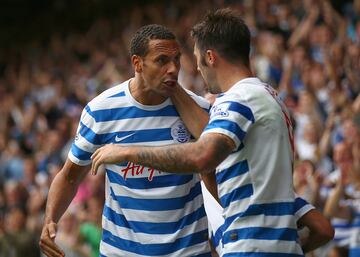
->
[121, 162, 161, 181]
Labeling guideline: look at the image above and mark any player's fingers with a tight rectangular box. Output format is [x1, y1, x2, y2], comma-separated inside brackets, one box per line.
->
[91, 147, 100, 160]
[40, 241, 65, 257]
[92, 154, 101, 175]
[39, 234, 64, 257]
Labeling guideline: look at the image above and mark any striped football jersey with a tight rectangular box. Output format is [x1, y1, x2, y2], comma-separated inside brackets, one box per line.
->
[69, 79, 212, 257]
[201, 77, 304, 257]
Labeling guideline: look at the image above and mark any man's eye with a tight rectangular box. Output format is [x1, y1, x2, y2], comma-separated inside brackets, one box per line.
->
[157, 58, 167, 64]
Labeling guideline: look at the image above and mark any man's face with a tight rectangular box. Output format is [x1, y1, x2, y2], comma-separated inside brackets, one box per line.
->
[194, 43, 220, 94]
[139, 39, 181, 97]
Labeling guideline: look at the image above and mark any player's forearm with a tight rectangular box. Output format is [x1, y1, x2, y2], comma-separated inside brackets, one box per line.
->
[44, 167, 85, 224]
[299, 209, 334, 253]
[123, 134, 232, 174]
[323, 183, 343, 218]
[301, 232, 332, 253]
[171, 85, 209, 138]
[124, 143, 207, 174]
[201, 172, 219, 203]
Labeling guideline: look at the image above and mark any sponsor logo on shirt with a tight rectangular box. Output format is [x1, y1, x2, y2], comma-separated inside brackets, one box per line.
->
[210, 103, 230, 117]
[114, 133, 135, 143]
[121, 162, 162, 181]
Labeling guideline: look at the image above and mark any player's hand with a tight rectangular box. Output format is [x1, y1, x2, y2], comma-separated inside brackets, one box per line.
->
[91, 144, 124, 175]
[39, 221, 64, 257]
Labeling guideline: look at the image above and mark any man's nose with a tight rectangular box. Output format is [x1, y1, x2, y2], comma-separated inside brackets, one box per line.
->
[167, 60, 179, 75]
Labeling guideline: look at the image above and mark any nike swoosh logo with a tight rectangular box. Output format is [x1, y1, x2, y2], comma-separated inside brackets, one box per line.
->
[114, 133, 135, 143]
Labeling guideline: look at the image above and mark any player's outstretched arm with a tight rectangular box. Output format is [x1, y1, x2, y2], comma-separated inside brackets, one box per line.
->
[39, 159, 89, 257]
[171, 84, 209, 139]
[298, 209, 334, 253]
[91, 133, 234, 175]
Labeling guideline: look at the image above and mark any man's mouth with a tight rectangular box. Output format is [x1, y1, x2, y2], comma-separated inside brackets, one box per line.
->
[163, 80, 177, 87]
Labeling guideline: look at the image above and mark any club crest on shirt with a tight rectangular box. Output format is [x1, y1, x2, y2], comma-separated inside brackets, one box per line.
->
[210, 103, 230, 117]
[171, 120, 191, 143]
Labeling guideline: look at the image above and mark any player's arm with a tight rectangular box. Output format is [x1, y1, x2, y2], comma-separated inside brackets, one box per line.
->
[39, 159, 89, 257]
[91, 133, 235, 175]
[298, 209, 334, 253]
[201, 171, 219, 202]
[323, 177, 352, 220]
[171, 85, 219, 199]
[171, 84, 209, 138]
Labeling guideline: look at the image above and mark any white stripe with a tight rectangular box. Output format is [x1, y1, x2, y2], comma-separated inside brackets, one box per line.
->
[74, 132, 100, 151]
[211, 110, 253, 132]
[217, 152, 245, 171]
[105, 193, 205, 223]
[90, 116, 179, 134]
[226, 214, 298, 231]
[224, 197, 251, 221]
[222, 238, 303, 255]
[201, 128, 240, 149]
[68, 151, 91, 166]
[110, 177, 198, 199]
[295, 204, 314, 221]
[100, 239, 210, 257]
[217, 170, 251, 199]
[102, 215, 208, 244]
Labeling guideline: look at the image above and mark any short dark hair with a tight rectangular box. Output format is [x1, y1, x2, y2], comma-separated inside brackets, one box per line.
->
[130, 24, 176, 57]
[191, 8, 251, 66]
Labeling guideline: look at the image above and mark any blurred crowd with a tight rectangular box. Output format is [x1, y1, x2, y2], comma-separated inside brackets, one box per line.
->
[0, 0, 359, 257]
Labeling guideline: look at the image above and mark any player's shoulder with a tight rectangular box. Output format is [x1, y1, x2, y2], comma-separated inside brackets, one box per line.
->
[87, 80, 129, 111]
[183, 87, 211, 110]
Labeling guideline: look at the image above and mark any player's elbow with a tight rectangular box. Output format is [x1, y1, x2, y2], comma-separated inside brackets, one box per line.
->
[320, 221, 335, 242]
[192, 150, 217, 173]
[314, 218, 335, 243]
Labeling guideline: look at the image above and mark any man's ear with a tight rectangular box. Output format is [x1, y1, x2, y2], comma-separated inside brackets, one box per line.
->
[206, 50, 217, 67]
[131, 55, 143, 73]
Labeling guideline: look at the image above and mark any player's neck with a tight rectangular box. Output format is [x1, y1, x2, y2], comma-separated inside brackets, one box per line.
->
[217, 63, 253, 92]
[129, 77, 168, 105]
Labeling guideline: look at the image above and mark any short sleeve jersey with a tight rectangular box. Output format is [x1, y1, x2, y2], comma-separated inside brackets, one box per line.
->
[69, 80, 212, 257]
[201, 77, 303, 256]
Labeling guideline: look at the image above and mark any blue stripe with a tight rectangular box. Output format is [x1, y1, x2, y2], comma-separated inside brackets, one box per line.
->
[225, 101, 255, 123]
[85, 105, 179, 122]
[109, 182, 202, 211]
[223, 227, 298, 244]
[212, 226, 223, 247]
[223, 253, 303, 257]
[231, 142, 245, 153]
[350, 248, 360, 257]
[70, 143, 92, 161]
[205, 119, 246, 141]
[79, 122, 174, 145]
[222, 201, 296, 234]
[102, 228, 209, 255]
[333, 236, 349, 242]
[216, 160, 249, 184]
[294, 197, 309, 212]
[220, 184, 253, 208]
[106, 168, 194, 189]
[193, 253, 212, 257]
[108, 91, 125, 98]
[332, 223, 352, 228]
[241, 201, 295, 216]
[103, 204, 207, 234]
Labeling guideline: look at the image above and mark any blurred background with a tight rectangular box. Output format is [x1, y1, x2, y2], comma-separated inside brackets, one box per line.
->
[0, 0, 359, 257]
